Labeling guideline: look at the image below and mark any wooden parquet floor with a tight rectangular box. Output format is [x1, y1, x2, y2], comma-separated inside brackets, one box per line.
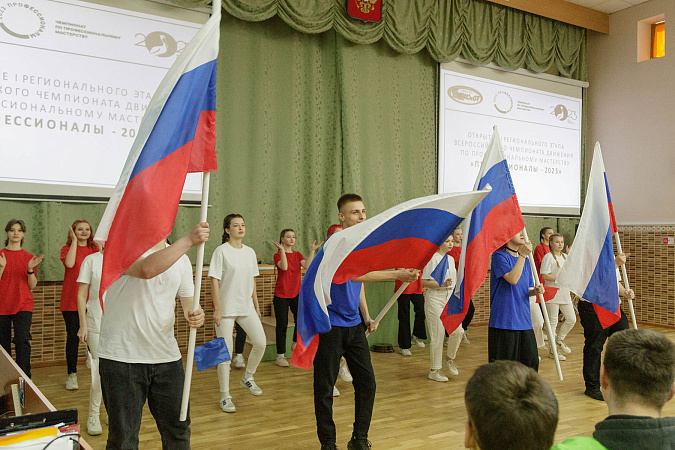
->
[31, 323, 675, 449]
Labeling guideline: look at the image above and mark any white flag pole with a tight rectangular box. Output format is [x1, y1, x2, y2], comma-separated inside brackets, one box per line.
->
[613, 232, 637, 329]
[180, 171, 210, 421]
[523, 228, 563, 381]
[366, 270, 419, 337]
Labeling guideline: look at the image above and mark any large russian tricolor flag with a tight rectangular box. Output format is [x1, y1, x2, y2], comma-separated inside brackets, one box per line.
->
[441, 127, 525, 334]
[95, 7, 220, 300]
[555, 143, 621, 328]
[290, 190, 490, 369]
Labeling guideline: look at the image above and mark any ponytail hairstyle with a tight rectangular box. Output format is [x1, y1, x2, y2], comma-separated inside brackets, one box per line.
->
[4, 219, 26, 247]
[65, 219, 98, 250]
[539, 227, 553, 242]
[279, 228, 295, 244]
[222, 214, 244, 243]
[549, 233, 566, 266]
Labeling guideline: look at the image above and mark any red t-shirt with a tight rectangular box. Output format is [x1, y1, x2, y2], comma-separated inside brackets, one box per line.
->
[448, 245, 461, 271]
[394, 276, 423, 295]
[533, 243, 550, 284]
[60, 245, 98, 311]
[0, 248, 35, 315]
[274, 251, 304, 298]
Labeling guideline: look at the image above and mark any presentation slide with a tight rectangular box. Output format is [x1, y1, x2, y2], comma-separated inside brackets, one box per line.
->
[0, 0, 207, 201]
[438, 65, 582, 216]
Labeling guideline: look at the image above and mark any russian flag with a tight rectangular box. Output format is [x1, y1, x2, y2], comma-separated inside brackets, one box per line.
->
[441, 126, 525, 334]
[95, 7, 220, 300]
[555, 143, 621, 328]
[290, 190, 491, 369]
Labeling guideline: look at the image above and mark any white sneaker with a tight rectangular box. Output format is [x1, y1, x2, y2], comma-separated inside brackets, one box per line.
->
[339, 361, 353, 382]
[445, 359, 459, 376]
[333, 386, 340, 397]
[232, 354, 245, 369]
[240, 377, 263, 396]
[549, 349, 566, 361]
[543, 333, 548, 341]
[87, 416, 102, 436]
[65, 373, 78, 390]
[275, 355, 290, 367]
[411, 335, 425, 348]
[461, 331, 470, 344]
[220, 397, 236, 413]
[556, 339, 572, 355]
[400, 348, 412, 356]
[428, 370, 449, 382]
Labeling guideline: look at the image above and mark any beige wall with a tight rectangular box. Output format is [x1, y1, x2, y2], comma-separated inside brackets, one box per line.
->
[587, 0, 675, 224]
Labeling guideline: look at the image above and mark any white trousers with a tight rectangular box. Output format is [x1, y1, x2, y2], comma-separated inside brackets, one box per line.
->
[87, 331, 102, 418]
[215, 312, 266, 396]
[530, 297, 544, 348]
[546, 302, 577, 341]
[424, 295, 462, 370]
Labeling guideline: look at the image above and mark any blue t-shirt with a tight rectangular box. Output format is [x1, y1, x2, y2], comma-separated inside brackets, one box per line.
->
[327, 280, 363, 327]
[489, 249, 534, 330]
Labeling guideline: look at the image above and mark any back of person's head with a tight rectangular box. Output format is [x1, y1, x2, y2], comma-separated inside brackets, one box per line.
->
[337, 193, 362, 212]
[465, 361, 558, 450]
[603, 329, 675, 410]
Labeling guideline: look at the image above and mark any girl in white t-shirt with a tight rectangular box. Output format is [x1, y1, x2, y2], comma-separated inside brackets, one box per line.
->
[209, 214, 266, 413]
[76, 248, 105, 436]
[421, 237, 462, 382]
[539, 233, 576, 356]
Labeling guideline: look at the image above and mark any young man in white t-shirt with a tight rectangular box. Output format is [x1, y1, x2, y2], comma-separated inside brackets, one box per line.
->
[98, 222, 209, 449]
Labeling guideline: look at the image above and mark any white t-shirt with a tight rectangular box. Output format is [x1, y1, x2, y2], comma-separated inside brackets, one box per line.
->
[98, 247, 194, 364]
[76, 251, 104, 332]
[422, 252, 456, 304]
[539, 252, 572, 305]
[208, 242, 259, 317]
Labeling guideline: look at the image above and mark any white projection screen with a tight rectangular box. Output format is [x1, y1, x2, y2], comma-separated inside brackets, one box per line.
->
[0, 0, 209, 202]
[438, 61, 583, 216]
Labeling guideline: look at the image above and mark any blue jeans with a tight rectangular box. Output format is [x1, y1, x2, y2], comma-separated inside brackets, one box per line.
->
[99, 358, 190, 449]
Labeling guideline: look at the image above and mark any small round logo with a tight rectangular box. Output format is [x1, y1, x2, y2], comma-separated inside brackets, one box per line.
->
[551, 104, 577, 122]
[447, 86, 483, 105]
[135, 32, 186, 58]
[493, 91, 513, 114]
[0, 2, 46, 39]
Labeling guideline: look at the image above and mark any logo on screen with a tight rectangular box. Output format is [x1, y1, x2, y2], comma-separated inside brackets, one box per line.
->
[135, 32, 186, 58]
[447, 86, 483, 105]
[0, 2, 45, 39]
[493, 91, 513, 114]
[551, 104, 577, 123]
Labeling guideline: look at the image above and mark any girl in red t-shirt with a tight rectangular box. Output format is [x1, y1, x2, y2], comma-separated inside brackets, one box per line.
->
[272, 228, 322, 366]
[0, 219, 44, 378]
[60, 220, 98, 390]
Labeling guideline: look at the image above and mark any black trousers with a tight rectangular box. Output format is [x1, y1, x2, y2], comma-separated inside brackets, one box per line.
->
[234, 322, 246, 354]
[62, 311, 80, 374]
[462, 300, 475, 331]
[100, 358, 190, 449]
[397, 293, 426, 349]
[314, 324, 376, 445]
[487, 327, 539, 371]
[577, 301, 629, 391]
[0, 311, 32, 378]
[273, 295, 298, 354]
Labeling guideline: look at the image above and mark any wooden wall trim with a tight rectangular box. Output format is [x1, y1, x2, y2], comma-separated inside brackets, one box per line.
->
[486, 0, 610, 34]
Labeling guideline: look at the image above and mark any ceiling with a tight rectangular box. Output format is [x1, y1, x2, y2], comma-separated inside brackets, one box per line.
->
[565, 0, 650, 14]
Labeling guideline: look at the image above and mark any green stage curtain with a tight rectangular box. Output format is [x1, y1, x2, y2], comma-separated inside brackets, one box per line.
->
[173, 0, 586, 79]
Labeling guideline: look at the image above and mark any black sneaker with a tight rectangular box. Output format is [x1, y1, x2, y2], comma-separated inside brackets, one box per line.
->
[321, 444, 338, 450]
[584, 389, 604, 401]
[347, 438, 372, 450]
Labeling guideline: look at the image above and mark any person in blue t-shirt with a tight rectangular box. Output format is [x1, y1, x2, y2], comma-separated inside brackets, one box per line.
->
[488, 230, 544, 371]
[315, 193, 418, 450]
